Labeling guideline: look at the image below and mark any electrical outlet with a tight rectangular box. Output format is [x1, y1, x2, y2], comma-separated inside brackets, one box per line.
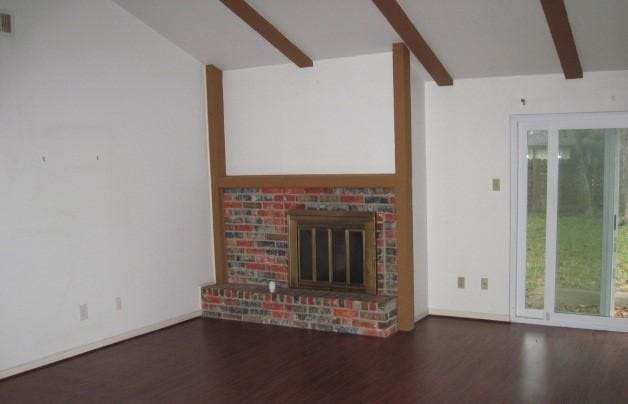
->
[79, 304, 88, 321]
[481, 278, 489, 290]
[492, 178, 501, 191]
[115, 297, 122, 311]
[457, 277, 465, 289]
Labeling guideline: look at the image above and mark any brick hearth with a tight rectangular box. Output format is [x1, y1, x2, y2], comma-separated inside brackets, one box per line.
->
[201, 284, 398, 337]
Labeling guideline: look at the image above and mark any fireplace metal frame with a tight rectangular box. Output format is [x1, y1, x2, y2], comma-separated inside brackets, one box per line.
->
[287, 210, 377, 294]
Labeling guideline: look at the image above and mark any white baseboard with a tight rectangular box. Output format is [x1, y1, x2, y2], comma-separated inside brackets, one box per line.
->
[428, 308, 510, 322]
[414, 309, 429, 323]
[0, 310, 202, 380]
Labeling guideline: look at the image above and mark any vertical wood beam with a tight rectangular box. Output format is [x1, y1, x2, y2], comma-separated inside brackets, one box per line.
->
[206, 65, 227, 284]
[392, 43, 415, 331]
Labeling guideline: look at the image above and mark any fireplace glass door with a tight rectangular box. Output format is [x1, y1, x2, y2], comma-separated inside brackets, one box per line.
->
[288, 211, 376, 294]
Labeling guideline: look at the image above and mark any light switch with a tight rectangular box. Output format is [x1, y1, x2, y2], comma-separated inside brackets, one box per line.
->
[457, 277, 465, 289]
[492, 178, 501, 191]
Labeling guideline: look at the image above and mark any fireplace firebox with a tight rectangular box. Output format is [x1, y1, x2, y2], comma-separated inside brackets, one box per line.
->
[288, 210, 376, 294]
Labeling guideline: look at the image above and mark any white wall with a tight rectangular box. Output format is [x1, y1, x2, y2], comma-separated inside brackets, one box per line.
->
[425, 70, 628, 319]
[223, 52, 395, 175]
[411, 60, 428, 319]
[0, 0, 211, 374]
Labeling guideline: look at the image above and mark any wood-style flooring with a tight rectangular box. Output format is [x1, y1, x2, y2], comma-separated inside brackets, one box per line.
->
[1, 316, 628, 403]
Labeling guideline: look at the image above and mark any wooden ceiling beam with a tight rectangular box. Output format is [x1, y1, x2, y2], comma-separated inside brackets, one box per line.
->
[540, 0, 583, 79]
[220, 0, 313, 68]
[372, 0, 452, 86]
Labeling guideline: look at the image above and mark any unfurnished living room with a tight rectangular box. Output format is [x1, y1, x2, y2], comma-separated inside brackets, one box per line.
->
[1, 0, 628, 402]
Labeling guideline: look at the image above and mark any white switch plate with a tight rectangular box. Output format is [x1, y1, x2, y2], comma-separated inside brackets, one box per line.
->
[115, 297, 122, 311]
[492, 178, 501, 191]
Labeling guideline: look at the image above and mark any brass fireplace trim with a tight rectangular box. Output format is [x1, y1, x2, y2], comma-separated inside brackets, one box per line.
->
[288, 210, 377, 295]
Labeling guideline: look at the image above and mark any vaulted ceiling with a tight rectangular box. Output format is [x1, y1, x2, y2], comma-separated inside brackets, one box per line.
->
[113, 0, 628, 80]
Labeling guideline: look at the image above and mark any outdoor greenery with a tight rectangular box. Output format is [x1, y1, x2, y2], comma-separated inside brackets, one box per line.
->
[525, 214, 628, 300]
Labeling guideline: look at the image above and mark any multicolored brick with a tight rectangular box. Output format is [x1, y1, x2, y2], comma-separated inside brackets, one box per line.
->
[223, 187, 398, 296]
[201, 284, 397, 338]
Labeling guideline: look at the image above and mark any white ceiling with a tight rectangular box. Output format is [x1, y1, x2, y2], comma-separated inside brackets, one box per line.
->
[112, 0, 628, 80]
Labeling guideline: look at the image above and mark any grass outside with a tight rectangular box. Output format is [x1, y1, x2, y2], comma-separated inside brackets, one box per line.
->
[525, 214, 628, 302]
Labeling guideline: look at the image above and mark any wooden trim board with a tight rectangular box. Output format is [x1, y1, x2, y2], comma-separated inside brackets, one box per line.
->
[392, 43, 415, 331]
[218, 174, 396, 188]
[206, 65, 228, 284]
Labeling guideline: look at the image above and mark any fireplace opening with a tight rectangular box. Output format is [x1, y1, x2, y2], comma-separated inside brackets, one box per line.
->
[288, 210, 376, 294]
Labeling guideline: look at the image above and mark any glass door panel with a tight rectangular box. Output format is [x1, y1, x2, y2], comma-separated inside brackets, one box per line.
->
[526, 130, 548, 310]
[514, 114, 628, 330]
[555, 130, 611, 316]
[616, 129, 628, 318]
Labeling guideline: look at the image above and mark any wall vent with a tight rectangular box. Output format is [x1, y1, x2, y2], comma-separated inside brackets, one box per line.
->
[1, 12, 12, 35]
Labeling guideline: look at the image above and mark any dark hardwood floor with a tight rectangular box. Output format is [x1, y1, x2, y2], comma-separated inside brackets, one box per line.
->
[1, 316, 627, 403]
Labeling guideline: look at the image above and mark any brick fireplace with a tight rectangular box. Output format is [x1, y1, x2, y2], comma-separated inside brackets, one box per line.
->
[201, 187, 399, 337]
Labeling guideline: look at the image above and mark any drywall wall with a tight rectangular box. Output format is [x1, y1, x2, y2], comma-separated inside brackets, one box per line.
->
[0, 0, 211, 374]
[411, 60, 428, 319]
[222, 52, 395, 175]
[425, 70, 628, 319]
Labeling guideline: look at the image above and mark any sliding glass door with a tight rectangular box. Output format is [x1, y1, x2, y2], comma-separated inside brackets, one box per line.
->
[554, 129, 617, 317]
[513, 113, 628, 331]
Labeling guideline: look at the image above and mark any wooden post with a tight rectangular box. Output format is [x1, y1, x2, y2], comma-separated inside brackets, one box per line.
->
[206, 65, 228, 284]
[393, 43, 415, 331]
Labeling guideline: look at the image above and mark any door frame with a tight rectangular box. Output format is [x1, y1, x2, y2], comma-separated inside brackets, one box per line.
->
[510, 111, 628, 332]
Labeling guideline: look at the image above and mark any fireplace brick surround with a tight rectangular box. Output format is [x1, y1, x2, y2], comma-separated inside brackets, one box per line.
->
[223, 187, 398, 295]
[201, 187, 400, 337]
